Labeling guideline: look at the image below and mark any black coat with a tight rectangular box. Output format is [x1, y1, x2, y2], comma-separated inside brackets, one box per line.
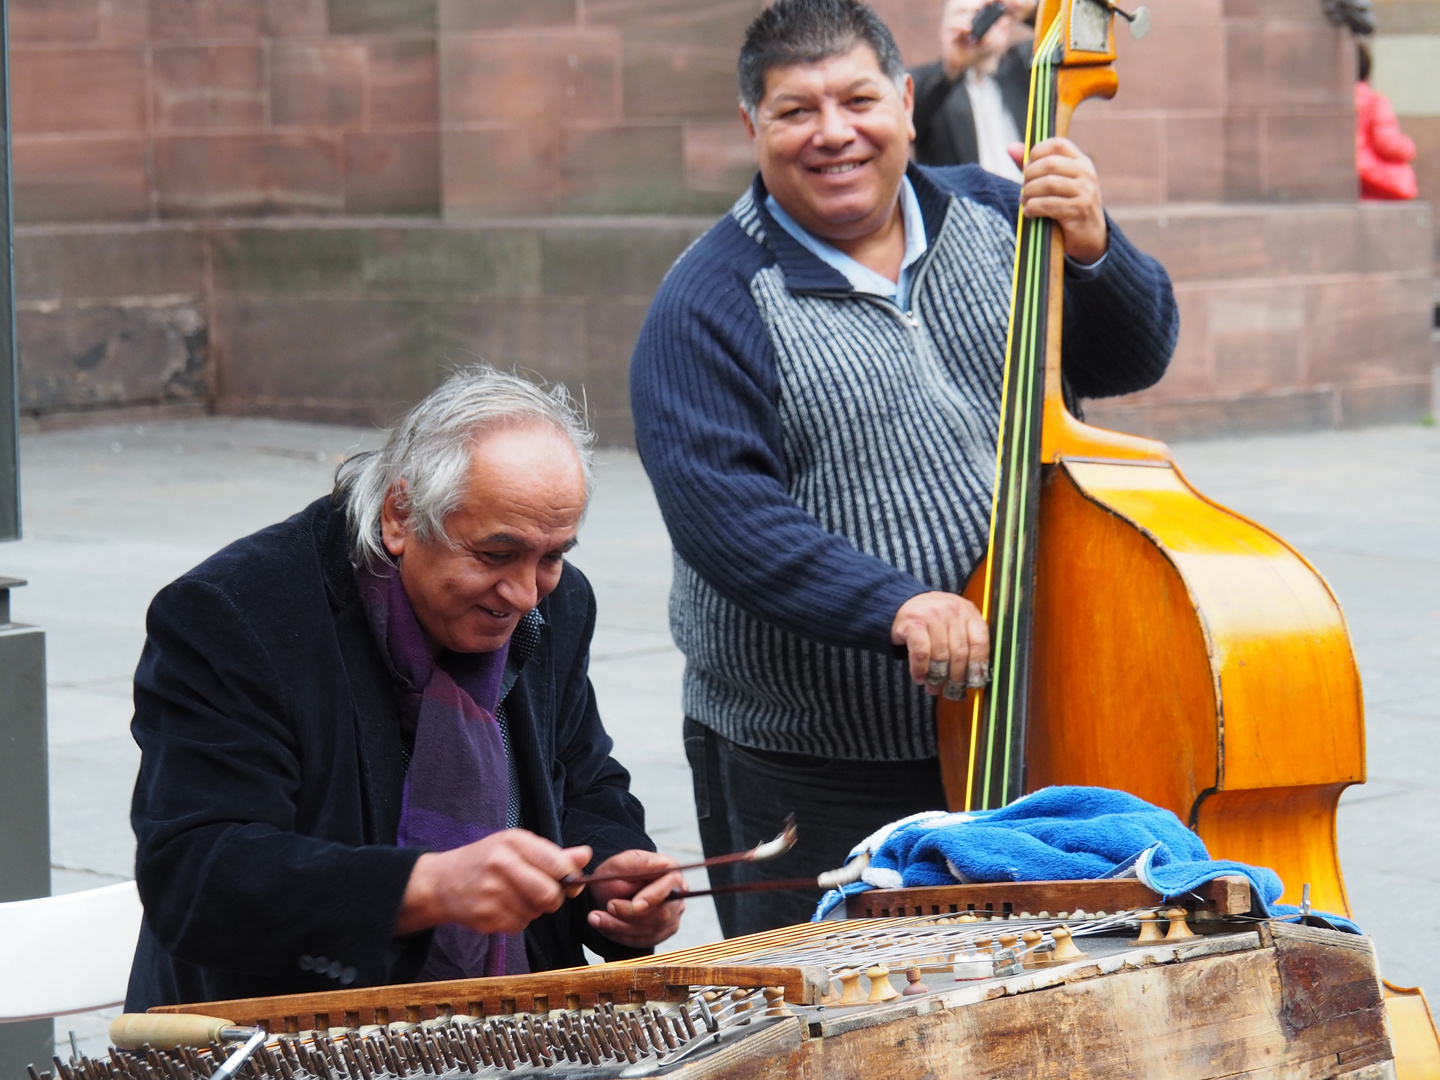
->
[911, 45, 1032, 168]
[126, 495, 653, 1010]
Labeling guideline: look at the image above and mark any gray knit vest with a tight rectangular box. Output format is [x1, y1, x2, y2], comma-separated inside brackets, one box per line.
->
[671, 190, 1017, 761]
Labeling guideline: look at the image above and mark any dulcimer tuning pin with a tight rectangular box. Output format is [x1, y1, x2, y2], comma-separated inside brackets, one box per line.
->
[1164, 907, 1195, 940]
[1051, 925, 1088, 962]
[901, 968, 930, 996]
[866, 966, 900, 1003]
[1131, 910, 1165, 945]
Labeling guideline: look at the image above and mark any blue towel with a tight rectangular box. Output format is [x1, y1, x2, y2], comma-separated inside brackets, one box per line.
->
[813, 785, 1360, 932]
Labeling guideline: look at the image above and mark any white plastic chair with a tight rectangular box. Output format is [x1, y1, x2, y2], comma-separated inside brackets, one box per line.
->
[0, 881, 143, 1021]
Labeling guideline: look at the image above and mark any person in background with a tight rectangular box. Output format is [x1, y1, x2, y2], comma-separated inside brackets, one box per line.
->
[1356, 42, 1418, 200]
[911, 0, 1036, 176]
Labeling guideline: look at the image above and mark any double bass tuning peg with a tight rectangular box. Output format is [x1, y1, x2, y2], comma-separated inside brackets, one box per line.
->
[1108, 2, 1151, 39]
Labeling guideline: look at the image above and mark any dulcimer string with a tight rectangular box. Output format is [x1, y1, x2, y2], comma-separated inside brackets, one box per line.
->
[967, 13, 1068, 812]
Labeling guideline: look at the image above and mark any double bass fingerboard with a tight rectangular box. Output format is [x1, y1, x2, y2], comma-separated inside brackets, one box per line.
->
[968, 15, 1068, 811]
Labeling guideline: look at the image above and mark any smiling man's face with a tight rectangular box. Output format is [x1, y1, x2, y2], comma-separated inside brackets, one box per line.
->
[744, 43, 915, 243]
[381, 425, 585, 655]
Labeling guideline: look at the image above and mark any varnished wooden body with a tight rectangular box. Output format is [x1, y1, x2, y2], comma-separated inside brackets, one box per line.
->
[1031, 458, 1362, 915]
[937, 0, 1367, 917]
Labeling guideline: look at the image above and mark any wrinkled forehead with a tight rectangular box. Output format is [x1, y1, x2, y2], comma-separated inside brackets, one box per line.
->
[759, 42, 895, 106]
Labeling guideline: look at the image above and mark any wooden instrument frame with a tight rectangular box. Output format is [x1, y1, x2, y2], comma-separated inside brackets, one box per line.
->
[844, 875, 1252, 920]
[147, 964, 833, 1032]
[133, 918, 1401, 1080]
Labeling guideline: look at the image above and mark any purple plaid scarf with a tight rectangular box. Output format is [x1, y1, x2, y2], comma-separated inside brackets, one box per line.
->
[355, 561, 529, 980]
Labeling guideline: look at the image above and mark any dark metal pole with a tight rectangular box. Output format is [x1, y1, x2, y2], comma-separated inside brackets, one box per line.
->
[0, 3, 54, 1075]
[0, 0, 18, 542]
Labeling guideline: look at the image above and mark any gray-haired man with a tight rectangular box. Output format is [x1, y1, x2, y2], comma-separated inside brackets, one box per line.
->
[126, 367, 683, 1010]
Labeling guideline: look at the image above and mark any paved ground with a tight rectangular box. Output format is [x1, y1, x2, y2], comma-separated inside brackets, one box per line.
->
[1, 417, 1436, 1058]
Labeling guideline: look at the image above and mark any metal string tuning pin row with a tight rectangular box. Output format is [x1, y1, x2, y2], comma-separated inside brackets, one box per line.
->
[42, 1000, 718, 1080]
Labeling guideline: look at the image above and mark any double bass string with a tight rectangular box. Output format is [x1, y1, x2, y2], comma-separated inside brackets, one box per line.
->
[969, 15, 1065, 811]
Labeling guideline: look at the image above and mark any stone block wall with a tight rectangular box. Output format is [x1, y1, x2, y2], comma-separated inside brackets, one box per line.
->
[6, 0, 1434, 440]
[436, 0, 762, 217]
[8, 0, 442, 221]
[13, 0, 1359, 222]
[207, 217, 706, 441]
[1065, 0, 1356, 203]
[14, 224, 209, 415]
[17, 201, 1430, 445]
[5, 0, 770, 224]
[1087, 201, 1434, 435]
[13, 218, 708, 445]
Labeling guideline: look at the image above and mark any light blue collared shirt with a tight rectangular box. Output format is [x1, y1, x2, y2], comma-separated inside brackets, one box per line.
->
[766, 176, 929, 310]
[766, 176, 1111, 302]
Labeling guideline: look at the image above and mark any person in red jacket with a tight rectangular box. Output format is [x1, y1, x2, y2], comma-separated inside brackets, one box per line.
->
[1356, 42, 1418, 200]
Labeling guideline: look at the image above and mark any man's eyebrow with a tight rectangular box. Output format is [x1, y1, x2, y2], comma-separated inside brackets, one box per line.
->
[770, 77, 884, 105]
[469, 533, 580, 553]
[474, 532, 527, 548]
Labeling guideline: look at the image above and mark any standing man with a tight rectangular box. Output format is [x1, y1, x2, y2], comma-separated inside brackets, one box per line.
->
[912, 0, 1034, 175]
[629, 0, 1177, 936]
[127, 367, 684, 1009]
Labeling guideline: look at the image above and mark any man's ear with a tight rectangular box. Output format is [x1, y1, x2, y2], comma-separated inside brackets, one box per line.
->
[380, 483, 409, 558]
[903, 73, 917, 142]
[740, 101, 758, 142]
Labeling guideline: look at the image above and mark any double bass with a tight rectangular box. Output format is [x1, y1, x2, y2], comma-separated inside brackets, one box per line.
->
[935, 0, 1365, 919]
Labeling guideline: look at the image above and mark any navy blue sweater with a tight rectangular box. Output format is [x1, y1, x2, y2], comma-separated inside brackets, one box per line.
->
[630, 165, 1177, 760]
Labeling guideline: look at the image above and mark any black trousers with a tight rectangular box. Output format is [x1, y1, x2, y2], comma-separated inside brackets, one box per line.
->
[683, 717, 949, 938]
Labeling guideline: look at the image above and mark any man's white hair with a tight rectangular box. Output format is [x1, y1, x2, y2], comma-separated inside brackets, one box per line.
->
[336, 366, 595, 569]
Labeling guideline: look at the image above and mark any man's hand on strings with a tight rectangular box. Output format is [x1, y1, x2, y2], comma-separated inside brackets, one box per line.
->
[1008, 137, 1109, 265]
[585, 850, 687, 949]
[892, 592, 991, 698]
